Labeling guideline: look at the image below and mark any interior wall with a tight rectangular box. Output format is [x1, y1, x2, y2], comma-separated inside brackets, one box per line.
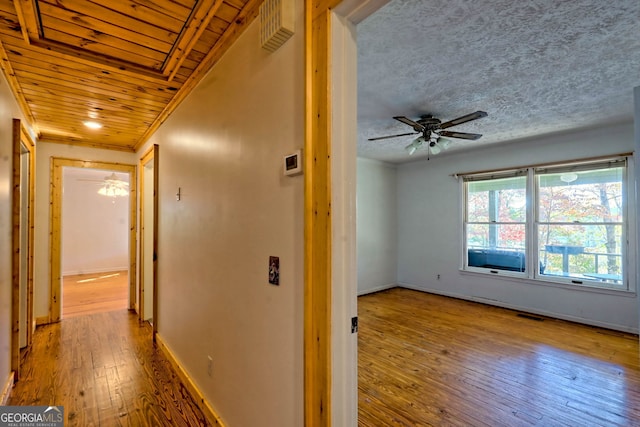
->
[0, 71, 28, 390]
[61, 169, 129, 276]
[635, 86, 640, 334]
[397, 122, 638, 332]
[357, 157, 398, 294]
[144, 8, 304, 427]
[33, 142, 136, 319]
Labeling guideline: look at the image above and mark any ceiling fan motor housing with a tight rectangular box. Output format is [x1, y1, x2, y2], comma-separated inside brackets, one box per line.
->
[418, 115, 442, 134]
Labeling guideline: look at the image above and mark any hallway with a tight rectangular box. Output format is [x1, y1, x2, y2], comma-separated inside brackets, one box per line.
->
[9, 310, 211, 426]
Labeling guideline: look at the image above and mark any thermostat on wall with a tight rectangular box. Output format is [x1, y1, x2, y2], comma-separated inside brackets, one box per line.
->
[283, 149, 302, 176]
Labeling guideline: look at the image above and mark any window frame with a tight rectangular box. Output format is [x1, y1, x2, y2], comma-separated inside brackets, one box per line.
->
[461, 156, 635, 293]
[463, 170, 529, 278]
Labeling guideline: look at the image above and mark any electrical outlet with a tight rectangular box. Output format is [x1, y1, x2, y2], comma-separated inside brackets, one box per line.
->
[207, 356, 213, 377]
[437, 274, 441, 280]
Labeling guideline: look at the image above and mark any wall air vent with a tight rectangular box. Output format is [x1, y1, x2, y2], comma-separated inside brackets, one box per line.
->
[260, 0, 294, 52]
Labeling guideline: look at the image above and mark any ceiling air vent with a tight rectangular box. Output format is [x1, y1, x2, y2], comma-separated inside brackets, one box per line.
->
[260, 0, 294, 52]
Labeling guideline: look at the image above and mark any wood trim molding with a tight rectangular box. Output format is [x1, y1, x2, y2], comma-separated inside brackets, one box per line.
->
[12, 0, 40, 43]
[134, 0, 263, 151]
[11, 119, 35, 382]
[304, 0, 345, 425]
[24, 126, 35, 347]
[14, 0, 221, 82]
[48, 157, 58, 323]
[1, 371, 14, 405]
[35, 316, 49, 327]
[151, 148, 159, 340]
[155, 334, 225, 426]
[12, 0, 169, 82]
[138, 145, 159, 339]
[11, 120, 21, 380]
[0, 42, 39, 135]
[164, 0, 224, 81]
[40, 135, 137, 153]
[138, 147, 152, 321]
[48, 158, 137, 322]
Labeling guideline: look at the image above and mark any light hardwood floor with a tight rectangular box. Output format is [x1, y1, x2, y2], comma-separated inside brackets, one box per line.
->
[11, 284, 639, 425]
[358, 288, 640, 426]
[9, 310, 211, 426]
[63, 271, 128, 318]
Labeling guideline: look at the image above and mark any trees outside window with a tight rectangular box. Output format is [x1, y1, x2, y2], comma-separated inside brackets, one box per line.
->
[463, 158, 627, 290]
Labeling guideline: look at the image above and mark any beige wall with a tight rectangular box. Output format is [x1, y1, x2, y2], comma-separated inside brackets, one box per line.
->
[0, 72, 28, 390]
[144, 7, 305, 427]
[33, 142, 136, 318]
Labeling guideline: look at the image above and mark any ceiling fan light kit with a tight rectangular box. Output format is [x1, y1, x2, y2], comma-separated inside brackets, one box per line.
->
[95, 172, 129, 198]
[98, 185, 129, 198]
[405, 136, 425, 155]
[370, 110, 488, 156]
[439, 138, 452, 150]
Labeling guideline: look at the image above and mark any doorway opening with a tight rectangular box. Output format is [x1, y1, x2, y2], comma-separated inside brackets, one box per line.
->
[138, 145, 158, 338]
[11, 119, 35, 381]
[49, 158, 137, 323]
[61, 167, 131, 318]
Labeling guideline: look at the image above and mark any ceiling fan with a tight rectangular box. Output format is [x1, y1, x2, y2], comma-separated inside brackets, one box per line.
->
[77, 172, 129, 197]
[369, 111, 488, 156]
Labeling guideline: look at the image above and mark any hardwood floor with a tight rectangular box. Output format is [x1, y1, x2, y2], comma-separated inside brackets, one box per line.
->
[9, 310, 211, 426]
[358, 288, 640, 426]
[63, 271, 128, 318]
[11, 284, 639, 426]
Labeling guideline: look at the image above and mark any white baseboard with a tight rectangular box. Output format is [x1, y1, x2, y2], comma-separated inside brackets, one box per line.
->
[357, 283, 397, 296]
[397, 282, 639, 334]
[155, 334, 226, 427]
[1, 371, 14, 405]
[62, 267, 128, 276]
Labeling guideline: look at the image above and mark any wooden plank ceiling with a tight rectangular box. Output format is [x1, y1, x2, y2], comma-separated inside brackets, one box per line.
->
[0, 0, 263, 151]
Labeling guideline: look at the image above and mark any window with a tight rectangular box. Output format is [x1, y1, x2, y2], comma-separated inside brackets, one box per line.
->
[463, 157, 630, 291]
[466, 173, 527, 272]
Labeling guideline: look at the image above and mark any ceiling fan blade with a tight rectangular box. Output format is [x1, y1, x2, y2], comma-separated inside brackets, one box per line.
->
[439, 130, 483, 140]
[439, 111, 488, 129]
[393, 116, 425, 132]
[368, 132, 418, 141]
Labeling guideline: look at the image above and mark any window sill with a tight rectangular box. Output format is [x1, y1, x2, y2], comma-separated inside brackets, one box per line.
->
[459, 268, 636, 297]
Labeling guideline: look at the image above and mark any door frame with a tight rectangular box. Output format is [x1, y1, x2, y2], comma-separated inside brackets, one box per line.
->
[138, 145, 159, 339]
[634, 86, 640, 336]
[49, 158, 137, 322]
[11, 119, 35, 381]
[304, 1, 388, 424]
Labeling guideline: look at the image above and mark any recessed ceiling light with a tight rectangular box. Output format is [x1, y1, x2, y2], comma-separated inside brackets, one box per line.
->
[83, 121, 102, 129]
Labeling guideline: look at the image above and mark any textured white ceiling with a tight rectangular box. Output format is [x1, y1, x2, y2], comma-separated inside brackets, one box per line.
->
[357, 0, 640, 163]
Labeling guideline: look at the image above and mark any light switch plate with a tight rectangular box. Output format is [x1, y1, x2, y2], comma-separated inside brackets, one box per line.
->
[283, 150, 302, 176]
[269, 256, 280, 285]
